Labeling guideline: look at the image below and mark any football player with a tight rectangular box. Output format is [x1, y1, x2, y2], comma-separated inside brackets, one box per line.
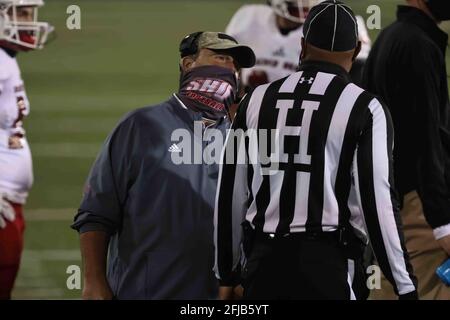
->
[0, 0, 52, 299]
[226, 0, 371, 90]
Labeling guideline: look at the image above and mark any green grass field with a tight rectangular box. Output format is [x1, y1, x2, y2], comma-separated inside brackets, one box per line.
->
[11, 0, 450, 299]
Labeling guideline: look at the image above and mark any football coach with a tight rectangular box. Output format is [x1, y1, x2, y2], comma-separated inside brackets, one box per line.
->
[71, 32, 255, 300]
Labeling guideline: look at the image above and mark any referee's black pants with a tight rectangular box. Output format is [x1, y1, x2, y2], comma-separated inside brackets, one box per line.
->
[242, 233, 367, 300]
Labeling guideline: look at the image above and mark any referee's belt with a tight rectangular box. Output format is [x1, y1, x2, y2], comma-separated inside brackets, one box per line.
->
[254, 230, 340, 242]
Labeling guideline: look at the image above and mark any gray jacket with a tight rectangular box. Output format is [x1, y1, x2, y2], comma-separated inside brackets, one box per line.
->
[72, 95, 230, 299]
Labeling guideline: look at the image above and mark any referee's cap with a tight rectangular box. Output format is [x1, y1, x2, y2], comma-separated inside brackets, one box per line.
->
[303, 0, 359, 52]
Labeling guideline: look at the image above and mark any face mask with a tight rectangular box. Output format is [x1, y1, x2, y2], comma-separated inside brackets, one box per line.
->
[426, 0, 450, 21]
[179, 65, 238, 119]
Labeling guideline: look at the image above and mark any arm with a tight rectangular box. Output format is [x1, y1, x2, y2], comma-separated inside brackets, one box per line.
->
[214, 93, 252, 298]
[411, 46, 450, 245]
[354, 98, 417, 299]
[0, 64, 11, 131]
[71, 114, 137, 298]
[80, 231, 113, 300]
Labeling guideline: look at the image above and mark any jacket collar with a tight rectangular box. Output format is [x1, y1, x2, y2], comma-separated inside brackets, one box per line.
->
[169, 94, 202, 122]
[298, 60, 351, 82]
[168, 94, 228, 128]
[397, 5, 448, 55]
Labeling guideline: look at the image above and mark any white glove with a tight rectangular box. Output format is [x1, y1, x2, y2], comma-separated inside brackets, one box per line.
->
[0, 196, 15, 229]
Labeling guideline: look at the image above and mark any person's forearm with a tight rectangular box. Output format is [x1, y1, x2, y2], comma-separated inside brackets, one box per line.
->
[80, 231, 110, 282]
[356, 99, 417, 297]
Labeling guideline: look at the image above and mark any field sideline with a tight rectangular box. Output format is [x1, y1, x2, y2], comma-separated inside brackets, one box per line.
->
[11, 0, 449, 299]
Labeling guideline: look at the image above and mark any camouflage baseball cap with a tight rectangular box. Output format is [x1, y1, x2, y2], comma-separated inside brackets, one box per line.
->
[179, 31, 256, 68]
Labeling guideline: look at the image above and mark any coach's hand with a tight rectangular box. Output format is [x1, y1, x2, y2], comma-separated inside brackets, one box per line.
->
[437, 234, 450, 256]
[0, 196, 15, 229]
[82, 278, 113, 300]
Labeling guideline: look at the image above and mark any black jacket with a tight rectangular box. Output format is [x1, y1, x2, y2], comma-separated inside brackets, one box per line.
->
[363, 6, 450, 229]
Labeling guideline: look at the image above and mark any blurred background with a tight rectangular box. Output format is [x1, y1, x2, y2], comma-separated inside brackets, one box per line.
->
[12, 0, 450, 299]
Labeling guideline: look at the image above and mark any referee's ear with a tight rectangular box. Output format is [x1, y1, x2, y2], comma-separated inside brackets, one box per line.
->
[300, 37, 307, 61]
[352, 41, 362, 62]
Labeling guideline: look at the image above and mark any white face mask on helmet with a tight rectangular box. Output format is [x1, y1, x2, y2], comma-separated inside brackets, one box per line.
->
[0, 0, 53, 50]
[269, 0, 322, 23]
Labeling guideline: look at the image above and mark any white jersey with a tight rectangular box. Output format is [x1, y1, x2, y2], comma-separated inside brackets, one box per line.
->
[0, 48, 33, 204]
[226, 5, 372, 87]
[226, 4, 303, 87]
[355, 15, 372, 60]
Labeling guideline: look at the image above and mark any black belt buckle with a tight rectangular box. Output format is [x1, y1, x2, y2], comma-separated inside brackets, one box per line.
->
[306, 232, 320, 241]
[338, 226, 366, 259]
[339, 226, 348, 246]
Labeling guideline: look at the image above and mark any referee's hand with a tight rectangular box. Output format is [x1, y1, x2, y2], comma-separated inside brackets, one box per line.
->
[218, 285, 243, 300]
[398, 290, 419, 300]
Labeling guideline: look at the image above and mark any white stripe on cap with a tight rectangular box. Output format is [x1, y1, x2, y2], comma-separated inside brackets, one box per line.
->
[337, 4, 358, 43]
[304, 3, 334, 43]
[331, 4, 338, 51]
[305, 1, 358, 52]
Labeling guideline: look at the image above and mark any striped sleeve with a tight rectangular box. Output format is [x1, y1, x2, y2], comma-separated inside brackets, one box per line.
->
[353, 98, 418, 298]
[214, 93, 251, 284]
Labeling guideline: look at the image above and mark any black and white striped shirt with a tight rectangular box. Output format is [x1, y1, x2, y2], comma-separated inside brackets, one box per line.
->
[214, 60, 417, 296]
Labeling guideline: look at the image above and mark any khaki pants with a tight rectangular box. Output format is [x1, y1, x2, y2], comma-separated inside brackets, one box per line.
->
[370, 191, 450, 300]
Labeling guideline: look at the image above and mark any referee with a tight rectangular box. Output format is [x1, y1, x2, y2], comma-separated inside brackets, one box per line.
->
[214, 0, 418, 300]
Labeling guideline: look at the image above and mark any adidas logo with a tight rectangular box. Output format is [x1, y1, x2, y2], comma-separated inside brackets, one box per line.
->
[168, 143, 182, 153]
[272, 47, 285, 57]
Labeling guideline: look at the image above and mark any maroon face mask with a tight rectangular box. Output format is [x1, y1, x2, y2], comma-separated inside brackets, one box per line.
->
[178, 65, 238, 120]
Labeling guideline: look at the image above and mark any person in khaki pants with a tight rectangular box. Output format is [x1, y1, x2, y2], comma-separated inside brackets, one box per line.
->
[363, 0, 450, 300]
[370, 191, 450, 299]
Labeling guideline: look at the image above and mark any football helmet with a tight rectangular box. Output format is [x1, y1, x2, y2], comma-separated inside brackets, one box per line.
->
[0, 0, 53, 50]
[268, 0, 322, 23]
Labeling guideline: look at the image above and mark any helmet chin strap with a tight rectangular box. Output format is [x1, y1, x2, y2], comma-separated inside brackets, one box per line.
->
[0, 39, 32, 52]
